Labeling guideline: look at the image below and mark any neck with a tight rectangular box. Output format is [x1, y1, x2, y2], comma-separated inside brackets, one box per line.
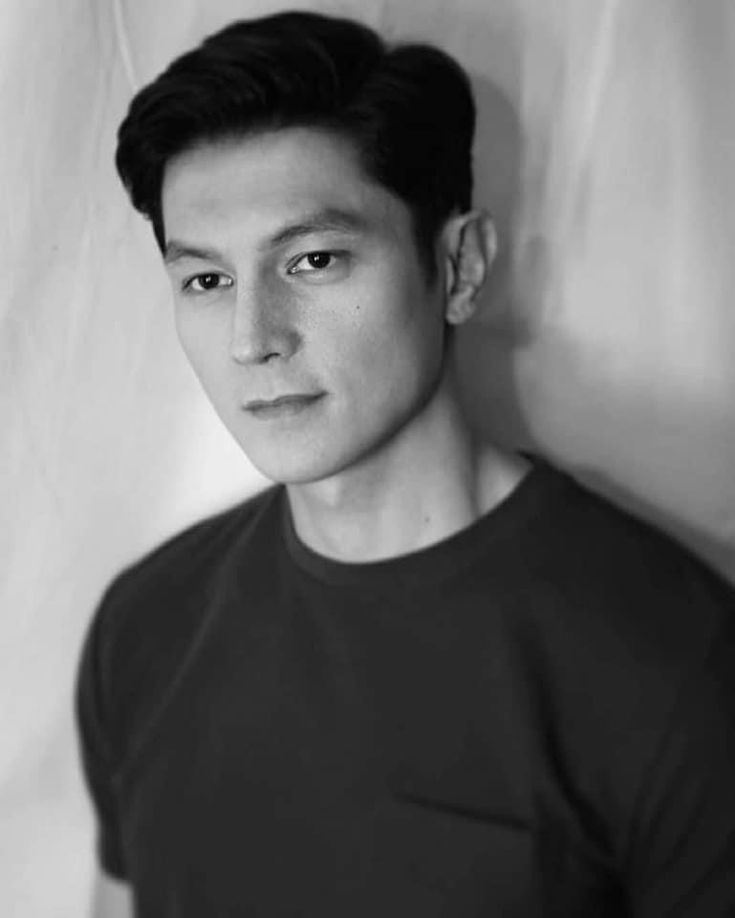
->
[285, 364, 531, 563]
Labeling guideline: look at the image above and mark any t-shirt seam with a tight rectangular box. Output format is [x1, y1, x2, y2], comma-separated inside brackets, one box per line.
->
[282, 460, 554, 589]
[108, 578, 222, 788]
[101, 489, 281, 787]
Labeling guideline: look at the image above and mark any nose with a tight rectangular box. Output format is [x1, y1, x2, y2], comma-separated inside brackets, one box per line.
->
[229, 281, 300, 366]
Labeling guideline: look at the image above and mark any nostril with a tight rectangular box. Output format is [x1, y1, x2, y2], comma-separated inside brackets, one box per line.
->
[229, 321, 300, 365]
[230, 339, 283, 366]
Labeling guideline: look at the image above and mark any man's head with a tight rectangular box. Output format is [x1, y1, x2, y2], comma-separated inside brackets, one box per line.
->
[115, 10, 475, 281]
[115, 11, 496, 485]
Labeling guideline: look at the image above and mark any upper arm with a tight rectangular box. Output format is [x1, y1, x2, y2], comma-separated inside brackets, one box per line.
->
[91, 868, 134, 918]
[625, 606, 735, 913]
[76, 594, 130, 880]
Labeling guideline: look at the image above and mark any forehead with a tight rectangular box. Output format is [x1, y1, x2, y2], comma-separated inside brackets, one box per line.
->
[160, 127, 410, 246]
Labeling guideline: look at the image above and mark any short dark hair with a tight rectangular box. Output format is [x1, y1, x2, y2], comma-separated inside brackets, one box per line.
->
[115, 10, 476, 279]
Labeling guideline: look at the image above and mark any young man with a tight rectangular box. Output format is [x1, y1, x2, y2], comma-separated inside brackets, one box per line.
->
[76, 10, 735, 917]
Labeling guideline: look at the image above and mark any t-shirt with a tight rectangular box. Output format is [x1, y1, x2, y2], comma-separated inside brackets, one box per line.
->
[75, 455, 735, 916]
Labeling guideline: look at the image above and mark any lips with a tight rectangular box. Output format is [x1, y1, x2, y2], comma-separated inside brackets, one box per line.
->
[245, 393, 323, 410]
[243, 392, 325, 419]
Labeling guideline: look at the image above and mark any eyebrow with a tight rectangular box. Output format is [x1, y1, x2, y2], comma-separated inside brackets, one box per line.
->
[163, 207, 369, 266]
[265, 207, 368, 249]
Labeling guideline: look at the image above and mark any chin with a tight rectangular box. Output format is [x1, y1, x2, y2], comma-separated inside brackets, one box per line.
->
[241, 444, 352, 487]
[227, 405, 398, 486]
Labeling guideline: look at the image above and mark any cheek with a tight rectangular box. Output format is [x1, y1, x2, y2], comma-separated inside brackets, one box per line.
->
[175, 311, 228, 388]
[327, 289, 443, 400]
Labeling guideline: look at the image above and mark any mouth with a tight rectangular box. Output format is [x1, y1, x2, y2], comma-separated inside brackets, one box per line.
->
[243, 392, 325, 420]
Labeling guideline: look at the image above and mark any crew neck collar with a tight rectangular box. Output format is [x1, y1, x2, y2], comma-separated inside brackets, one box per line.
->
[280, 453, 562, 589]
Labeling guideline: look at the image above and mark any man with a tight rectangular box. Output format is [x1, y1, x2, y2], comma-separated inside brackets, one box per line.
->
[76, 10, 735, 917]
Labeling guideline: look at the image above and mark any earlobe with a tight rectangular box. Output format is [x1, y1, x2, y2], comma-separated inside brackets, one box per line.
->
[444, 210, 497, 326]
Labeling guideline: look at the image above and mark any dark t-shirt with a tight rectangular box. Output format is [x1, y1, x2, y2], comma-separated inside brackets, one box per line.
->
[75, 456, 735, 916]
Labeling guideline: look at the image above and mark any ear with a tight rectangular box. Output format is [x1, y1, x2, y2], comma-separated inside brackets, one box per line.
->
[441, 210, 498, 325]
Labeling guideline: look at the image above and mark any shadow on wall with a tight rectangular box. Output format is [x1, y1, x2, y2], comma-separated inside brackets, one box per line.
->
[454, 67, 537, 452]
[571, 462, 735, 586]
[453, 68, 735, 585]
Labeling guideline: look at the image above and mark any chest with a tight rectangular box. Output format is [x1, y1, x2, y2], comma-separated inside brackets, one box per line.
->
[114, 592, 624, 915]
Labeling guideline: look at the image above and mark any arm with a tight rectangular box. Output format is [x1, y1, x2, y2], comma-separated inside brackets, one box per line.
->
[75, 588, 133, 908]
[625, 601, 735, 914]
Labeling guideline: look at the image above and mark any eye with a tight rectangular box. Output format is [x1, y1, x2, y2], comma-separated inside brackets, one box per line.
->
[182, 273, 234, 294]
[288, 251, 339, 274]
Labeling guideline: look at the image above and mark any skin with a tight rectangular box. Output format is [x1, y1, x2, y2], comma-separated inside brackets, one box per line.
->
[161, 127, 531, 561]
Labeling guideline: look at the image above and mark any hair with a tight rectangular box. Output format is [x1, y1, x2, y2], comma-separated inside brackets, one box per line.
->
[115, 10, 476, 280]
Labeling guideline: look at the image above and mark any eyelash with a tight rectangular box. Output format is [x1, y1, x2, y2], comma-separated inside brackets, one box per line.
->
[182, 273, 233, 294]
[287, 250, 342, 274]
[181, 250, 345, 294]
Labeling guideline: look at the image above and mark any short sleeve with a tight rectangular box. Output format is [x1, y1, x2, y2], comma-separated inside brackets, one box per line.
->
[74, 590, 128, 879]
[625, 600, 735, 915]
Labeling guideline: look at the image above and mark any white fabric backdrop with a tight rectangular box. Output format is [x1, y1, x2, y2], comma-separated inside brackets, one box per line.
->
[1, 1, 733, 914]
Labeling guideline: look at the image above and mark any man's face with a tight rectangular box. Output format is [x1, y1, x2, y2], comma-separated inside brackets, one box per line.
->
[161, 127, 449, 484]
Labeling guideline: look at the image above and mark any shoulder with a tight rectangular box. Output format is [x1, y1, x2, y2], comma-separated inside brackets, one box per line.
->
[519, 457, 734, 666]
[508, 459, 735, 867]
[94, 482, 283, 654]
[508, 457, 735, 769]
[103, 484, 281, 609]
[80, 485, 283, 764]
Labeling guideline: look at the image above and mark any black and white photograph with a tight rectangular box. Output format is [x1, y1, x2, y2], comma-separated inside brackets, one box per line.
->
[2, 1, 734, 915]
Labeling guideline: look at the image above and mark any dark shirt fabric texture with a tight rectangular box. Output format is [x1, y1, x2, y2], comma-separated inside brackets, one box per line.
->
[75, 454, 735, 917]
